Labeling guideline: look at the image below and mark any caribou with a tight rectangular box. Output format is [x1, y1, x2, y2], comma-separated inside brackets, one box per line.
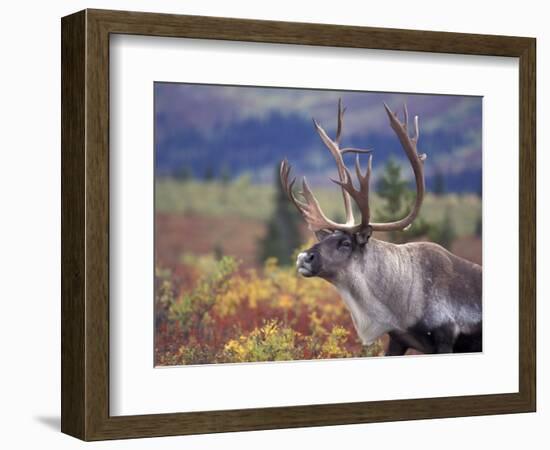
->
[280, 101, 482, 355]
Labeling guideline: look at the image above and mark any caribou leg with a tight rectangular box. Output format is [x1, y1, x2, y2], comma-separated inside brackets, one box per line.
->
[386, 333, 408, 356]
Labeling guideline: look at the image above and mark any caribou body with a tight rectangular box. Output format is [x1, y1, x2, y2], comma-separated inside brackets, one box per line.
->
[281, 101, 482, 355]
[297, 234, 482, 355]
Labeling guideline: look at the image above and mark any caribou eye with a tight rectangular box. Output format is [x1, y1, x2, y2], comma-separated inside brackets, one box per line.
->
[339, 239, 351, 249]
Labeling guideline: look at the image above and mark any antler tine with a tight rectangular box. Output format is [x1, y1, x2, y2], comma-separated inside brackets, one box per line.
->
[355, 153, 372, 191]
[280, 160, 303, 209]
[340, 148, 373, 155]
[336, 98, 346, 145]
[313, 116, 353, 225]
[360, 154, 373, 225]
[279, 160, 352, 233]
[331, 153, 372, 227]
[350, 153, 373, 226]
[371, 104, 427, 232]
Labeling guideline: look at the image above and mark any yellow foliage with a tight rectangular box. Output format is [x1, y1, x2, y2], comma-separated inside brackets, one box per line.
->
[278, 294, 293, 310]
[223, 320, 301, 363]
[320, 326, 352, 359]
[156, 254, 384, 365]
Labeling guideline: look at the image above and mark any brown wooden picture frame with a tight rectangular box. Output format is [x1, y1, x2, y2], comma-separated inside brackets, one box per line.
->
[61, 8, 536, 441]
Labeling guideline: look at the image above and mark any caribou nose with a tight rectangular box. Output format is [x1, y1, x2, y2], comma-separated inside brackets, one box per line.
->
[296, 251, 315, 267]
[296, 251, 316, 277]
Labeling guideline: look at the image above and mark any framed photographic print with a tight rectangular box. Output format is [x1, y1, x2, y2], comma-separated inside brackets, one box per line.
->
[61, 9, 536, 441]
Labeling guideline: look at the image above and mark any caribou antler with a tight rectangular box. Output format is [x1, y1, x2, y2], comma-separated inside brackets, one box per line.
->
[312, 99, 372, 226]
[331, 153, 373, 229]
[280, 160, 356, 232]
[280, 101, 427, 237]
[368, 103, 427, 232]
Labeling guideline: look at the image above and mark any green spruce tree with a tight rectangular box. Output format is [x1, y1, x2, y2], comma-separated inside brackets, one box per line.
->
[433, 169, 446, 196]
[175, 165, 192, 182]
[429, 208, 456, 249]
[203, 166, 215, 181]
[258, 165, 303, 265]
[375, 157, 430, 243]
[219, 163, 231, 185]
[475, 213, 482, 238]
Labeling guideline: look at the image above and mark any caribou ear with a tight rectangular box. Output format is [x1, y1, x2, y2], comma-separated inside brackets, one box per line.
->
[355, 226, 373, 245]
[314, 229, 332, 241]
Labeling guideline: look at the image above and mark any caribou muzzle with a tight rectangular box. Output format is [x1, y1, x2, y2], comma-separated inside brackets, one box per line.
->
[296, 250, 321, 277]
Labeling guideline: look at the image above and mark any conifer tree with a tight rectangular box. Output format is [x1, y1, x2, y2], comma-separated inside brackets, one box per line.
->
[429, 208, 456, 249]
[375, 157, 430, 243]
[433, 169, 446, 196]
[258, 165, 303, 265]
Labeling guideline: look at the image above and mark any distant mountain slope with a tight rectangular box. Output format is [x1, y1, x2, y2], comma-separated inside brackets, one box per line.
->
[154, 85, 482, 194]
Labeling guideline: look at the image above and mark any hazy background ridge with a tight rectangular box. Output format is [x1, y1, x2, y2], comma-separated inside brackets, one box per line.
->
[155, 83, 482, 193]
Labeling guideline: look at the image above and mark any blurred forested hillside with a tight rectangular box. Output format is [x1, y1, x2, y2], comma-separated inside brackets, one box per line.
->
[155, 84, 482, 193]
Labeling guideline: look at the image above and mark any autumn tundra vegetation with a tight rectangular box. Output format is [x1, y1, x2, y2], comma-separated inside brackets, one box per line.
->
[154, 153, 481, 365]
